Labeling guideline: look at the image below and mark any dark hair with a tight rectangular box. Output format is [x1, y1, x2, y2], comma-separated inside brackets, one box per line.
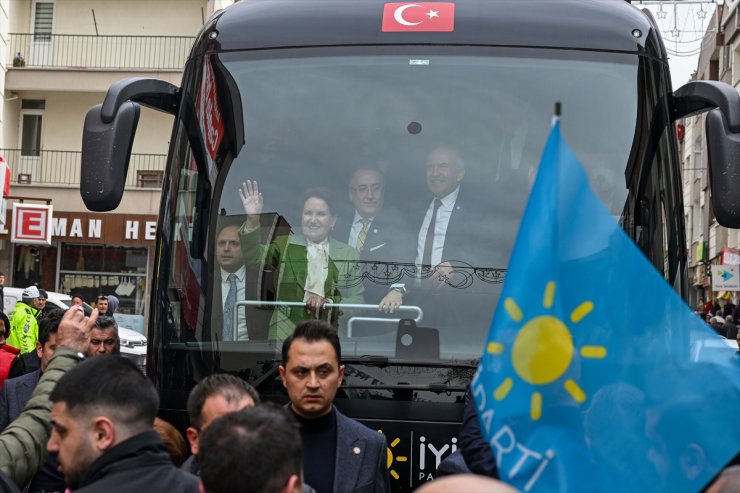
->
[96, 295, 108, 302]
[187, 374, 260, 429]
[95, 315, 118, 331]
[0, 312, 9, 332]
[71, 293, 85, 303]
[38, 308, 64, 347]
[281, 320, 341, 366]
[50, 356, 158, 433]
[38, 289, 48, 299]
[199, 404, 302, 493]
[302, 187, 335, 216]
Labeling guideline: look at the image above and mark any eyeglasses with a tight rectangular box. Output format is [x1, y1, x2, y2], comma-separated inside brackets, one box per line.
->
[350, 185, 382, 195]
[90, 338, 118, 347]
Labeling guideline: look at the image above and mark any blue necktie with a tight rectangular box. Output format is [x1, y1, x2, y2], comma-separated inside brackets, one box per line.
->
[223, 273, 237, 341]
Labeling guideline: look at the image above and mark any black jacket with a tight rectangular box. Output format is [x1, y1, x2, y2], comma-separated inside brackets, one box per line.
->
[75, 430, 199, 493]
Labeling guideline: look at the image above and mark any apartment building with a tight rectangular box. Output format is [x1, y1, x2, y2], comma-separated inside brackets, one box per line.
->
[681, 1, 740, 310]
[0, 0, 232, 331]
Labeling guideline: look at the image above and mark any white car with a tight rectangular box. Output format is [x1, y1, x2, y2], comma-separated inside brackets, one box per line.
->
[3, 287, 147, 370]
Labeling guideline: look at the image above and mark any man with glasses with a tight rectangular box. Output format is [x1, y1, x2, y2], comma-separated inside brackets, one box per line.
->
[335, 167, 411, 309]
[88, 315, 120, 356]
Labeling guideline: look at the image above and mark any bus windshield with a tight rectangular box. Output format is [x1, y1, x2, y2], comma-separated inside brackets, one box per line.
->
[171, 47, 637, 364]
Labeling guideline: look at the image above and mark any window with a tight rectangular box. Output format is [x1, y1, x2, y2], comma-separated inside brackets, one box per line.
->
[20, 100, 45, 157]
[32, 2, 54, 42]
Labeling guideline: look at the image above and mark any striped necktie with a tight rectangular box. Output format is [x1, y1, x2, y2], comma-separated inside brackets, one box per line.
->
[223, 273, 237, 341]
[356, 218, 371, 252]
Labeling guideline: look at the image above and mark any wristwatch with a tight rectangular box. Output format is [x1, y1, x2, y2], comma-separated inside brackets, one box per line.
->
[390, 283, 407, 295]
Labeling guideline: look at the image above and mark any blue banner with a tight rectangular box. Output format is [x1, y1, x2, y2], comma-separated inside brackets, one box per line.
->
[473, 119, 740, 492]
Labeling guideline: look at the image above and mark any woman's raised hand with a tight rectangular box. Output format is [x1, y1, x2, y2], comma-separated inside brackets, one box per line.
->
[239, 180, 263, 216]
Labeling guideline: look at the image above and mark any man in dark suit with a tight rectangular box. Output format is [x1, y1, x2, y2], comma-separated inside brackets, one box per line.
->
[280, 321, 390, 493]
[334, 167, 410, 307]
[381, 147, 495, 334]
[213, 223, 251, 341]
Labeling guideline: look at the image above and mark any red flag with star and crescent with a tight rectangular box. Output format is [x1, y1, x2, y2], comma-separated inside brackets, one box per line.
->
[382, 2, 455, 32]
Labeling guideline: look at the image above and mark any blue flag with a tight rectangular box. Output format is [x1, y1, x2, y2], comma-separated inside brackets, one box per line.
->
[473, 119, 740, 492]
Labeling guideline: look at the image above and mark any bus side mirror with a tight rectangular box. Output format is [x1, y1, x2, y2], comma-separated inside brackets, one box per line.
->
[81, 102, 140, 211]
[80, 77, 179, 212]
[673, 80, 740, 228]
[706, 108, 740, 228]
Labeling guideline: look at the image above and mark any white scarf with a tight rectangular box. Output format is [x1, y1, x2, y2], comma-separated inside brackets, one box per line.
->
[304, 241, 330, 300]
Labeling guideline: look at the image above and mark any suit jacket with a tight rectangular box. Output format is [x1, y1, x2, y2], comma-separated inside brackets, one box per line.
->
[0, 369, 39, 431]
[333, 409, 390, 493]
[334, 211, 414, 304]
[240, 226, 364, 339]
[211, 266, 266, 341]
[414, 187, 494, 268]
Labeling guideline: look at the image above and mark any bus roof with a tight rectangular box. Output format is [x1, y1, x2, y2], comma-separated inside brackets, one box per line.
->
[208, 0, 656, 54]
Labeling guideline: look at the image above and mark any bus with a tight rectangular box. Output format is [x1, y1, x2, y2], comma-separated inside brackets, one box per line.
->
[79, 0, 740, 490]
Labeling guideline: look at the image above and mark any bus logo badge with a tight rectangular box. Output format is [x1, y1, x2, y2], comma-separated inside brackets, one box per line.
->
[382, 2, 455, 32]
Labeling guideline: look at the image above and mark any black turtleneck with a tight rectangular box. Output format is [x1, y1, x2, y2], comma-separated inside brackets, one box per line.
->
[290, 406, 337, 493]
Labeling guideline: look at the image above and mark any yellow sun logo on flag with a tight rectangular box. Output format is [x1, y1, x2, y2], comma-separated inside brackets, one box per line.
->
[487, 281, 607, 420]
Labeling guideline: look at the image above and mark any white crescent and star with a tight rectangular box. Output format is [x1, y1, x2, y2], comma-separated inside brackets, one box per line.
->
[394, 4, 441, 26]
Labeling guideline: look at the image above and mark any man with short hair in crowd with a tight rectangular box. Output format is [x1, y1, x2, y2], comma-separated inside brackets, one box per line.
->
[87, 316, 120, 356]
[0, 312, 18, 387]
[280, 320, 390, 493]
[199, 404, 304, 493]
[47, 356, 199, 492]
[182, 373, 260, 475]
[95, 295, 109, 316]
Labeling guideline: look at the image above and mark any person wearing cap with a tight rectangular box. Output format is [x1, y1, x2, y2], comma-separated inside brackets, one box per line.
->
[6, 286, 43, 354]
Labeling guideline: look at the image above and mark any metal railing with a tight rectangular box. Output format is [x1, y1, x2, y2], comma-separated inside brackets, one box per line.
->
[0, 149, 167, 188]
[9, 34, 194, 70]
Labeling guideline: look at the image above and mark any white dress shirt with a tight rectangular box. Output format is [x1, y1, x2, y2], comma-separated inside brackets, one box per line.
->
[348, 211, 375, 249]
[221, 265, 248, 340]
[416, 187, 460, 266]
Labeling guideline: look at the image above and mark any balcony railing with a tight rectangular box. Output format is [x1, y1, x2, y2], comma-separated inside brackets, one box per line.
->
[0, 149, 166, 189]
[9, 34, 194, 70]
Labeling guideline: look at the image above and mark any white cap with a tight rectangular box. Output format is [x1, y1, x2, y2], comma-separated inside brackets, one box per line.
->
[22, 286, 40, 299]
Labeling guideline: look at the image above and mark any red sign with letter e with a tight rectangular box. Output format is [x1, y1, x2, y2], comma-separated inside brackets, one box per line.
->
[12, 203, 53, 245]
[382, 2, 455, 32]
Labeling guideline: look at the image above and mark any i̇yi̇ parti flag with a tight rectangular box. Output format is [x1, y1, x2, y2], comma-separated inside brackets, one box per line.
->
[472, 117, 740, 493]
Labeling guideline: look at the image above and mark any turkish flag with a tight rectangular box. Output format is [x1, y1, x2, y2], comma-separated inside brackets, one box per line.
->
[382, 2, 455, 32]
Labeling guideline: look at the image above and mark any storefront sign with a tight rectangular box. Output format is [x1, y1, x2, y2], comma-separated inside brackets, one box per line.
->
[722, 247, 740, 266]
[11, 203, 53, 245]
[1, 210, 158, 245]
[711, 264, 740, 291]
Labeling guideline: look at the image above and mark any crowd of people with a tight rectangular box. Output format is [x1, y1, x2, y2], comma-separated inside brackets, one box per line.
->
[0, 305, 524, 493]
[698, 298, 740, 343]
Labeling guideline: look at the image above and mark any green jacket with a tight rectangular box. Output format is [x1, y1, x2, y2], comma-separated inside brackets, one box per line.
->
[6, 302, 39, 355]
[240, 225, 364, 339]
[0, 348, 81, 486]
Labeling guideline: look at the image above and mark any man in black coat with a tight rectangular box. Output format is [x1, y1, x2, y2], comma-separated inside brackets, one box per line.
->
[47, 356, 199, 492]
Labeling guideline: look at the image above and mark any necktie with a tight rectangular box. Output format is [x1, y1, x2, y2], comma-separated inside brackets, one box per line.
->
[422, 199, 443, 267]
[223, 273, 237, 341]
[356, 218, 371, 252]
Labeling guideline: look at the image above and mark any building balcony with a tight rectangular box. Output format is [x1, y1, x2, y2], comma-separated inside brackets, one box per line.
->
[8, 34, 195, 71]
[0, 149, 166, 189]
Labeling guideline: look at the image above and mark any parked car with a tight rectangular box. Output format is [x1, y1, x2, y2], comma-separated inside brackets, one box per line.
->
[2, 287, 147, 370]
